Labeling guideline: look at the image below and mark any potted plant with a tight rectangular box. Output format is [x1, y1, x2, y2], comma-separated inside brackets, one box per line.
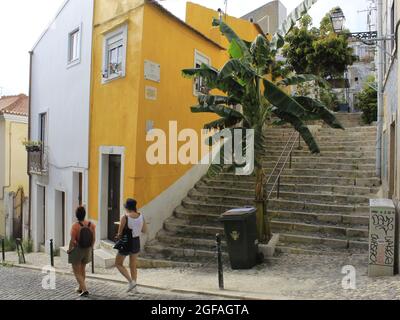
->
[22, 140, 42, 152]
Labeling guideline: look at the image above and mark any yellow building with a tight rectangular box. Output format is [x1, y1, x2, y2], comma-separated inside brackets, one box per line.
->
[0, 94, 29, 239]
[88, 0, 262, 242]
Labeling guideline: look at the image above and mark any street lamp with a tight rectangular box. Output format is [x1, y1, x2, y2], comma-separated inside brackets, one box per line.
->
[329, 7, 380, 42]
[330, 8, 345, 34]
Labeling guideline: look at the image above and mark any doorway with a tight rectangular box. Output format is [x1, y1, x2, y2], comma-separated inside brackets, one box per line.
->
[36, 185, 46, 246]
[107, 155, 121, 240]
[55, 190, 66, 247]
[389, 122, 396, 199]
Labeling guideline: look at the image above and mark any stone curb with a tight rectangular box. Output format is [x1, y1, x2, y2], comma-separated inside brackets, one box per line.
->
[9, 263, 291, 300]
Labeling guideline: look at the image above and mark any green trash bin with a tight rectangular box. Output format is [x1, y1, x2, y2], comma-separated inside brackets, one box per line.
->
[220, 207, 259, 270]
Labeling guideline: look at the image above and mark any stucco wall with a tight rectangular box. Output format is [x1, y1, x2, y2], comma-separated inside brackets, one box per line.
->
[0, 119, 5, 236]
[30, 0, 94, 251]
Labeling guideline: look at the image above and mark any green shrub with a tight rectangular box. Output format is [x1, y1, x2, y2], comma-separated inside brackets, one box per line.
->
[22, 239, 33, 254]
[355, 76, 377, 125]
[3, 237, 16, 252]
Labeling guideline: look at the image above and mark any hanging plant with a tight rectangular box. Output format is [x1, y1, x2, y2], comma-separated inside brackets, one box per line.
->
[22, 140, 42, 152]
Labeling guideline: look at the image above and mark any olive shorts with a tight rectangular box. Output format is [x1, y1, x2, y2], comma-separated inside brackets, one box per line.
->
[68, 247, 92, 265]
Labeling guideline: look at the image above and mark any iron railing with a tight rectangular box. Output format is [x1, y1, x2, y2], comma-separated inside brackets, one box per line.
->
[28, 147, 48, 175]
[264, 130, 302, 209]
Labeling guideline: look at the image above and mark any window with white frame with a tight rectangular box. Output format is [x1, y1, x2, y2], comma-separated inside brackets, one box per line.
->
[68, 27, 81, 65]
[194, 50, 211, 96]
[102, 24, 128, 82]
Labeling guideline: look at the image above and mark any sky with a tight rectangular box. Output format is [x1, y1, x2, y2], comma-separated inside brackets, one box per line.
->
[0, 0, 372, 96]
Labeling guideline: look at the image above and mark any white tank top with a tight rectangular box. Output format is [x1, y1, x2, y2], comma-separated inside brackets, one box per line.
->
[127, 214, 144, 238]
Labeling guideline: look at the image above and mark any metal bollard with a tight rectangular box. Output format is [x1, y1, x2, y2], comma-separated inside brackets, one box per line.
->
[49, 239, 54, 267]
[16, 239, 26, 264]
[289, 152, 292, 169]
[91, 248, 95, 274]
[216, 234, 224, 290]
[1, 238, 5, 263]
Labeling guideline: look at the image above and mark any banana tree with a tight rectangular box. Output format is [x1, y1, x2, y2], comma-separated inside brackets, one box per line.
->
[182, 0, 343, 243]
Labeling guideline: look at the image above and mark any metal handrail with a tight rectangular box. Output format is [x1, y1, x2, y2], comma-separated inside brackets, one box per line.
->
[265, 130, 301, 201]
[263, 130, 297, 184]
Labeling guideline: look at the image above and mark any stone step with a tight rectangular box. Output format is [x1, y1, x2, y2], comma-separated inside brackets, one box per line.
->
[278, 233, 368, 250]
[265, 150, 376, 158]
[262, 155, 376, 165]
[201, 179, 378, 196]
[262, 161, 376, 171]
[193, 185, 371, 205]
[97, 241, 202, 269]
[275, 244, 367, 255]
[164, 217, 224, 237]
[217, 173, 380, 187]
[144, 243, 228, 263]
[156, 230, 227, 250]
[266, 145, 375, 153]
[265, 126, 375, 133]
[265, 140, 376, 147]
[182, 197, 369, 215]
[174, 206, 223, 225]
[267, 198, 369, 214]
[270, 220, 368, 239]
[279, 168, 376, 179]
[174, 205, 370, 229]
[269, 210, 369, 226]
[265, 131, 376, 138]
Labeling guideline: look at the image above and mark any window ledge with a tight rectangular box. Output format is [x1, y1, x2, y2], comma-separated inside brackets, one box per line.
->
[67, 58, 81, 69]
[101, 72, 126, 84]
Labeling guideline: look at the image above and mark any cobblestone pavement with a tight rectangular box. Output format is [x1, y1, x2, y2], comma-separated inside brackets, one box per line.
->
[0, 266, 223, 300]
[4, 251, 400, 299]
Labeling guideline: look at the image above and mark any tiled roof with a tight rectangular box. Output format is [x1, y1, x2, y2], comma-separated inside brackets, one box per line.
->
[0, 94, 29, 117]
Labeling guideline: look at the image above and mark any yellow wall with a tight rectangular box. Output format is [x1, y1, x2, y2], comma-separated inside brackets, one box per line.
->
[0, 117, 29, 236]
[133, 4, 224, 208]
[89, 1, 264, 221]
[185, 2, 262, 49]
[89, 0, 146, 220]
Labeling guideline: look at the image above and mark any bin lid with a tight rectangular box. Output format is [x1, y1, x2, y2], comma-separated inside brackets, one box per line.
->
[220, 207, 256, 221]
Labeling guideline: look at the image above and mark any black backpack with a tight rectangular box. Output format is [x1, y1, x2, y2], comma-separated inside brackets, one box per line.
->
[78, 222, 93, 248]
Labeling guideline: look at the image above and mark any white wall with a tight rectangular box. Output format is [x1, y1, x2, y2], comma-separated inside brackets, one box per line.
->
[0, 120, 5, 237]
[30, 0, 94, 251]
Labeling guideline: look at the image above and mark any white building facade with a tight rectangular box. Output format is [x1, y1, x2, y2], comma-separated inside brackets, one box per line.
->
[29, 0, 94, 252]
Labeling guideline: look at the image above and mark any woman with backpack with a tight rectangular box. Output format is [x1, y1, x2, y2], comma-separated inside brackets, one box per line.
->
[67, 206, 96, 297]
[114, 199, 147, 294]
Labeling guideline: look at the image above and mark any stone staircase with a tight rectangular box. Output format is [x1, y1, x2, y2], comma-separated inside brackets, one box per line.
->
[95, 113, 379, 267]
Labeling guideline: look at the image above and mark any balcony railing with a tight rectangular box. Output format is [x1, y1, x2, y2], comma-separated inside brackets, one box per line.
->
[28, 147, 48, 176]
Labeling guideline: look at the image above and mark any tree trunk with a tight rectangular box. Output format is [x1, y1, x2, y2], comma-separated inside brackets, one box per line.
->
[255, 166, 271, 243]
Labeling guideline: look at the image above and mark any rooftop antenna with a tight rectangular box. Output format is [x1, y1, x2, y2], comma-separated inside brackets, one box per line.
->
[224, 0, 228, 20]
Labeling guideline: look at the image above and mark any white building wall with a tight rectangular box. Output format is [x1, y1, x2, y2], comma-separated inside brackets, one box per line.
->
[30, 0, 94, 252]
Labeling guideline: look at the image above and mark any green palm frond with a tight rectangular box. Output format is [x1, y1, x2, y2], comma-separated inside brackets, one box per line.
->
[294, 96, 345, 129]
[263, 78, 306, 118]
[272, 107, 320, 154]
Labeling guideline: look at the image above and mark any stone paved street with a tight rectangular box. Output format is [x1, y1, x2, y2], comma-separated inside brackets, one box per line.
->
[5, 251, 400, 299]
[0, 265, 224, 300]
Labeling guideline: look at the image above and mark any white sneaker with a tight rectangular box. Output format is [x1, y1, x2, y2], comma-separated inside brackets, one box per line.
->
[127, 281, 137, 293]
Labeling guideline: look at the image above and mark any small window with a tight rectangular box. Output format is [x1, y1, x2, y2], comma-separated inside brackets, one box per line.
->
[194, 50, 211, 96]
[102, 24, 128, 83]
[68, 27, 81, 65]
[39, 112, 47, 146]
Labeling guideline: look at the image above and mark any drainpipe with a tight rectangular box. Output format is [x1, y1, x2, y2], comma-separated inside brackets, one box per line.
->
[376, 0, 383, 180]
[27, 50, 33, 239]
